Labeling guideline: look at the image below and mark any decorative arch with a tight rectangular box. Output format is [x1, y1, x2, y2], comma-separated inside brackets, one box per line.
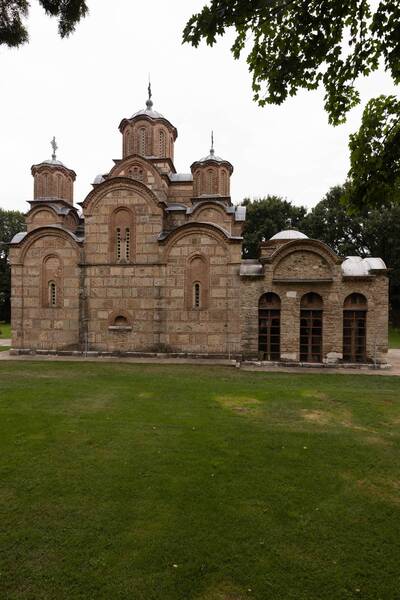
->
[300, 292, 323, 362]
[19, 227, 82, 263]
[186, 253, 209, 310]
[206, 168, 218, 194]
[343, 293, 367, 362]
[41, 254, 62, 308]
[110, 206, 135, 263]
[258, 293, 281, 360]
[81, 178, 164, 218]
[162, 223, 230, 261]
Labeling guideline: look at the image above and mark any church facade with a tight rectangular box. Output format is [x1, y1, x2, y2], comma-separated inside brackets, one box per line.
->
[9, 93, 389, 364]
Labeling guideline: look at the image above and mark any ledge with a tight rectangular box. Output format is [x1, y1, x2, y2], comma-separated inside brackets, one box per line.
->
[108, 326, 132, 331]
[272, 278, 333, 284]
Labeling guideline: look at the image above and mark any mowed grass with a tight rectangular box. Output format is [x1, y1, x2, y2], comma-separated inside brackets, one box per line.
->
[0, 363, 399, 600]
[389, 326, 400, 349]
[0, 322, 11, 339]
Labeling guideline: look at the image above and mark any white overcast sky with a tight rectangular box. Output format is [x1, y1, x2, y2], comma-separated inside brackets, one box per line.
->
[0, 0, 398, 214]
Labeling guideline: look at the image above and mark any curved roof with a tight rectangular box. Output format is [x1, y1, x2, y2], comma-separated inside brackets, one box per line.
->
[342, 256, 387, 276]
[270, 229, 309, 240]
[131, 107, 165, 120]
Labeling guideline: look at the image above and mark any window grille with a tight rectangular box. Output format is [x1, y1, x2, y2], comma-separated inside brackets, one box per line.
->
[49, 281, 57, 307]
[193, 282, 201, 308]
[116, 227, 121, 261]
[125, 228, 130, 261]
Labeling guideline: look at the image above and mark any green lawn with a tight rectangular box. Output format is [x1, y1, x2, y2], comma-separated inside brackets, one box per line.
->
[0, 346, 10, 352]
[0, 322, 11, 339]
[0, 362, 399, 600]
[389, 326, 400, 349]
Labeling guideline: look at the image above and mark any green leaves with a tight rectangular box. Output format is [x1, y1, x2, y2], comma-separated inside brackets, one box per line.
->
[345, 95, 400, 210]
[0, 0, 88, 47]
[183, 1, 400, 125]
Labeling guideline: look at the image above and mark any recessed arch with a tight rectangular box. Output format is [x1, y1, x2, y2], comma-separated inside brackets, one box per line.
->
[258, 293, 281, 360]
[343, 293, 367, 362]
[186, 253, 209, 310]
[110, 206, 135, 263]
[300, 292, 323, 362]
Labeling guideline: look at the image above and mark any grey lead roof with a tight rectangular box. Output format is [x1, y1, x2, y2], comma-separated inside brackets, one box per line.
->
[169, 173, 193, 182]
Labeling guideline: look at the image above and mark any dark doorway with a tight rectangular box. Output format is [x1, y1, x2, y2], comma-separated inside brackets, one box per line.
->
[258, 293, 281, 360]
[300, 292, 323, 362]
[343, 293, 367, 362]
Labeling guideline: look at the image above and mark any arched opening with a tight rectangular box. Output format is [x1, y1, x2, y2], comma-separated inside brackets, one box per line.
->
[300, 292, 323, 362]
[42, 254, 62, 308]
[114, 315, 128, 326]
[206, 168, 217, 194]
[343, 293, 367, 362]
[138, 127, 147, 155]
[258, 292, 281, 360]
[159, 129, 166, 157]
[186, 255, 208, 310]
[111, 208, 134, 263]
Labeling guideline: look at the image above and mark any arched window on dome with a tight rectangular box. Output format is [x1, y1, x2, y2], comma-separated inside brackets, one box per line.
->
[56, 174, 63, 199]
[43, 172, 49, 196]
[138, 127, 147, 156]
[220, 170, 228, 196]
[159, 129, 166, 157]
[194, 171, 202, 196]
[206, 168, 217, 195]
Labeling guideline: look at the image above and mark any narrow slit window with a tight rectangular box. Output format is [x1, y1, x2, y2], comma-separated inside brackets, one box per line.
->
[116, 227, 121, 261]
[139, 128, 146, 155]
[125, 227, 130, 261]
[159, 130, 166, 156]
[49, 281, 57, 307]
[193, 282, 201, 308]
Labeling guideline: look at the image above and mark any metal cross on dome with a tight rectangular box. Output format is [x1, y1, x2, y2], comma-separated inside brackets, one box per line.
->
[51, 136, 58, 160]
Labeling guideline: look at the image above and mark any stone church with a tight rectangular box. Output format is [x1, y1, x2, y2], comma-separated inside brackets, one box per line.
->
[10, 91, 389, 364]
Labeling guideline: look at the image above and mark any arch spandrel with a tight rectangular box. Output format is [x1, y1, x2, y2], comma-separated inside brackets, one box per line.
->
[17, 227, 82, 264]
[81, 178, 165, 218]
[162, 223, 230, 261]
[272, 241, 339, 281]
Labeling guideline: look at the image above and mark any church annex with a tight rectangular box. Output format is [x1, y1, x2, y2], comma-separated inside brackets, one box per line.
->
[10, 91, 389, 364]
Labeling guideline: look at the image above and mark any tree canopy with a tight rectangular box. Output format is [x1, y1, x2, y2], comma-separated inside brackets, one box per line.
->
[0, 0, 88, 47]
[184, 1, 400, 209]
[0, 208, 25, 322]
[183, 1, 400, 126]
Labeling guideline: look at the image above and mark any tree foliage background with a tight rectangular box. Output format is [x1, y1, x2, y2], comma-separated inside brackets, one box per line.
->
[184, 1, 400, 211]
[242, 190, 400, 325]
[0, 0, 88, 47]
[0, 209, 25, 323]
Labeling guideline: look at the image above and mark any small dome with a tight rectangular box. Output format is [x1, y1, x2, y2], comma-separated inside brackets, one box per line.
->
[131, 107, 165, 120]
[270, 229, 308, 240]
[197, 150, 226, 164]
[93, 174, 105, 185]
[342, 256, 387, 276]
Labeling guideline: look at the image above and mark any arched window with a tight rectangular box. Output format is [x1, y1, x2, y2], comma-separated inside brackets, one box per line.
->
[194, 171, 202, 196]
[56, 174, 62, 198]
[300, 292, 323, 362]
[48, 281, 57, 307]
[42, 255, 62, 308]
[139, 127, 146, 155]
[206, 169, 216, 194]
[43, 172, 49, 196]
[186, 255, 208, 310]
[258, 293, 281, 360]
[159, 129, 166, 157]
[114, 315, 128, 326]
[111, 208, 134, 263]
[220, 170, 227, 196]
[343, 293, 367, 362]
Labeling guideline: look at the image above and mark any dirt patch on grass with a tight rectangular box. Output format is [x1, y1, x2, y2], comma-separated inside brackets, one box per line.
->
[301, 409, 332, 425]
[215, 395, 262, 416]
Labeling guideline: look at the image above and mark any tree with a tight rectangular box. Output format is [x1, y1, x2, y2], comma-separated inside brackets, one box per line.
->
[0, 0, 88, 47]
[302, 185, 366, 255]
[241, 196, 307, 258]
[184, 2, 400, 209]
[344, 95, 400, 210]
[0, 208, 25, 323]
[302, 186, 400, 324]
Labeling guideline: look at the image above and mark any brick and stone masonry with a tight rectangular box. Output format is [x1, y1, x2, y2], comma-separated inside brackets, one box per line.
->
[9, 92, 389, 364]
